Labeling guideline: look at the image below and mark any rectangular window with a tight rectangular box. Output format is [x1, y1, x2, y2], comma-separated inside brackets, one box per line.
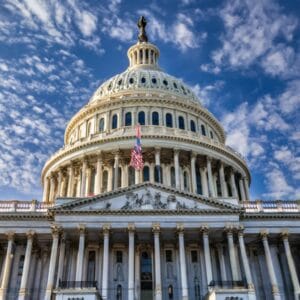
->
[191, 250, 198, 263]
[165, 250, 173, 262]
[116, 250, 123, 263]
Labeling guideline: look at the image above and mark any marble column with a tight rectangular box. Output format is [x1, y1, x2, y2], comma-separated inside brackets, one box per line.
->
[153, 223, 162, 300]
[135, 169, 141, 185]
[134, 247, 140, 300]
[238, 229, 254, 290]
[121, 164, 128, 188]
[85, 167, 92, 195]
[230, 170, 238, 198]
[244, 177, 250, 200]
[177, 225, 188, 300]
[0, 232, 15, 299]
[80, 158, 88, 197]
[67, 164, 74, 197]
[191, 152, 197, 194]
[281, 232, 300, 298]
[201, 226, 213, 286]
[95, 154, 103, 194]
[19, 231, 35, 300]
[128, 224, 135, 300]
[114, 152, 120, 189]
[174, 149, 180, 189]
[102, 225, 110, 300]
[49, 174, 56, 202]
[206, 157, 215, 197]
[56, 235, 66, 287]
[45, 226, 60, 300]
[200, 167, 209, 197]
[219, 162, 228, 197]
[216, 244, 227, 281]
[43, 176, 50, 202]
[155, 147, 161, 183]
[225, 226, 239, 281]
[239, 177, 246, 201]
[56, 169, 63, 197]
[261, 231, 280, 299]
[75, 225, 85, 281]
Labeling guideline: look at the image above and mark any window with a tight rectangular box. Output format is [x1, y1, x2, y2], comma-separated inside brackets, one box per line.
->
[201, 124, 206, 136]
[116, 284, 122, 300]
[87, 251, 96, 281]
[170, 167, 175, 187]
[102, 170, 108, 192]
[128, 166, 135, 186]
[99, 118, 105, 132]
[116, 251, 123, 263]
[152, 112, 159, 125]
[87, 122, 91, 136]
[178, 116, 185, 130]
[183, 171, 190, 191]
[112, 114, 118, 129]
[125, 112, 132, 126]
[210, 131, 214, 139]
[143, 166, 150, 182]
[191, 250, 198, 263]
[168, 285, 174, 300]
[190, 120, 196, 132]
[166, 113, 173, 128]
[154, 166, 162, 183]
[138, 111, 145, 125]
[89, 169, 96, 195]
[165, 250, 173, 262]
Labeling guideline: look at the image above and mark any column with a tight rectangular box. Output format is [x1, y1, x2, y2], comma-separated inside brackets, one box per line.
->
[244, 177, 250, 200]
[155, 147, 161, 183]
[80, 158, 88, 197]
[206, 157, 215, 197]
[95, 154, 103, 194]
[239, 177, 246, 201]
[128, 224, 135, 300]
[281, 232, 300, 298]
[114, 152, 120, 189]
[85, 167, 92, 196]
[121, 164, 128, 188]
[230, 170, 238, 198]
[134, 247, 140, 300]
[75, 225, 85, 282]
[42, 176, 50, 202]
[107, 167, 113, 192]
[225, 226, 239, 281]
[177, 225, 188, 300]
[56, 235, 66, 287]
[219, 162, 228, 197]
[56, 169, 63, 197]
[201, 226, 213, 287]
[19, 231, 35, 300]
[216, 244, 227, 281]
[135, 169, 140, 185]
[49, 174, 56, 202]
[102, 224, 110, 300]
[153, 223, 162, 300]
[45, 226, 60, 300]
[0, 232, 15, 299]
[191, 152, 197, 194]
[238, 229, 254, 290]
[261, 231, 280, 299]
[200, 167, 209, 196]
[67, 164, 74, 197]
[174, 149, 180, 189]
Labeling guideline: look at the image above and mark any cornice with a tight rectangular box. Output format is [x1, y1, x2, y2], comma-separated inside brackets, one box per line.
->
[241, 213, 300, 220]
[0, 213, 51, 221]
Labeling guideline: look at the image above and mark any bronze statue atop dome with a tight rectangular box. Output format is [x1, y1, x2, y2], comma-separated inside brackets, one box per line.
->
[137, 16, 148, 43]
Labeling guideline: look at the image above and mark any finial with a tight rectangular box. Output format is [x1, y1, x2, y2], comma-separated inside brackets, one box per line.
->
[137, 16, 148, 43]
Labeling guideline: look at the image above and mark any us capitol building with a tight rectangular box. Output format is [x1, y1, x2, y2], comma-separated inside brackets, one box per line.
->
[0, 17, 299, 300]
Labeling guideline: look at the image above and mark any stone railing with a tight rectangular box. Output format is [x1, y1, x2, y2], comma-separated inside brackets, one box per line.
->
[243, 200, 300, 213]
[0, 200, 53, 212]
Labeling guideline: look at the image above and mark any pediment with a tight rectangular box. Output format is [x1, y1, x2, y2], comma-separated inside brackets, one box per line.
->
[53, 183, 241, 213]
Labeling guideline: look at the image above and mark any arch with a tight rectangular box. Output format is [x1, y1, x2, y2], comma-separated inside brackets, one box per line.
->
[183, 171, 190, 192]
[143, 165, 150, 182]
[170, 166, 175, 188]
[178, 116, 185, 130]
[165, 113, 173, 128]
[152, 111, 159, 125]
[112, 114, 118, 129]
[190, 120, 196, 132]
[128, 166, 135, 186]
[138, 111, 145, 125]
[102, 170, 108, 192]
[201, 124, 206, 136]
[99, 118, 105, 132]
[125, 112, 132, 126]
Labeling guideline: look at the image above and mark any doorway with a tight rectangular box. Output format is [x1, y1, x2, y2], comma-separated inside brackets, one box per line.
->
[140, 251, 153, 299]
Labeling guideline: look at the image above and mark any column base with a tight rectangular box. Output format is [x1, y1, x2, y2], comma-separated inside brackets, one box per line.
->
[18, 288, 28, 300]
[45, 289, 52, 300]
[0, 288, 7, 299]
[155, 287, 162, 300]
[271, 285, 281, 300]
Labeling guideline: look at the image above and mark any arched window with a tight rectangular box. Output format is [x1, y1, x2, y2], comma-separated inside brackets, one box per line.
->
[201, 124, 206, 136]
[143, 166, 150, 182]
[152, 112, 159, 125]
[166, 113, 173, 128]
[138, 111, 145, 125]
[190, 120, 196, 132]
[116, 284, 122, 300]
[210, 131, 214, 139]
[183, 171, 190, 191]
[125, 112, 132, 126]
[102, 170, 108, 192]
[99, 118, 105, 132]
[113, 167, 122, 189]
[128, 166, 135, 186]
[112, 114, 118, 129]
[178, 116, 185, 130]
[87, 251, 96, 282]
[154, 166, 162, 183]
[170, 167, 175, 187]
[89, 169, 96, 195]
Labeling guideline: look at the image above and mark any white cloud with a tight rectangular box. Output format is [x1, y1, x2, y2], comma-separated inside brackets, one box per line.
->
[278, 80, 300, 114]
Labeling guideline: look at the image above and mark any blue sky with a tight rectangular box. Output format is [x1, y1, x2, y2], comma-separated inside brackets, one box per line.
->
[0, 0, 299, 201]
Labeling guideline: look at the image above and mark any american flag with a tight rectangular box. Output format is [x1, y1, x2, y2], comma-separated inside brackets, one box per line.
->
[130, 124, 144, 170]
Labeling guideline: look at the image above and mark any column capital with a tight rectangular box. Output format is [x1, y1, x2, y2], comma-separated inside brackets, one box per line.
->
[152, 223, 160, 233]
[51, 225, 61, 237]
[97, 151, 103, 161]
[26, 230, 35, 240]
[191, 152, 197, 160]
[5, 231, 15, 241]
[200, 224, 209, 234]
[206, 156, 213, 162]
[260, 229, 269, 239]
[102, 224, 111, 234]
[176, 223, 184, 234]
[174, 148, 180, 155]
[237, 225, 245, 237]
[128, 223, 135, 233]
[280, 230, 289, 240]
[224, 224, 236, 234]
[155, 147, 161, 153]
[78, 224, 86, 235]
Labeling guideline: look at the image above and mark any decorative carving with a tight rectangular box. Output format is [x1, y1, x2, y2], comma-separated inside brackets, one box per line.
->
[6, 231, 15, 241]
[137, 16, 148, 43]
[260, 230, 268, 239]
[128, 223, 135, 232]
[200, 224, 209, 234]
[281, 230, 289, 240]
[152, 223, 160, 233]
[78, 224, 86, 235]
[26, 230, 35, 239]
[51, 224, 61, 237]
[102, 224, 111, 234]
[176, 223, 184, 233]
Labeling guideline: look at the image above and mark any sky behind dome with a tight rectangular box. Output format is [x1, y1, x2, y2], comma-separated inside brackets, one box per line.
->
[0, 0, 299, 201]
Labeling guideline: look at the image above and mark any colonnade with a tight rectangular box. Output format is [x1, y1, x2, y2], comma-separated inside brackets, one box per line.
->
[0, 226, 298, 299]
[43, 149, 250, 203]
